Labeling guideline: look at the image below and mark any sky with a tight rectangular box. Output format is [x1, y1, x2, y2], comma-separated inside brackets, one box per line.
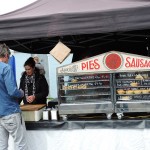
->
[0, 0, 37, 15]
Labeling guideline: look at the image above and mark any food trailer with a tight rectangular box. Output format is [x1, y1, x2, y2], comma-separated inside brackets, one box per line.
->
[57, 51, 150, 119]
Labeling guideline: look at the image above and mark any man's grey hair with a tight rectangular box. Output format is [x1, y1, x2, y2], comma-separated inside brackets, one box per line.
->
[0, 43, 11, 58]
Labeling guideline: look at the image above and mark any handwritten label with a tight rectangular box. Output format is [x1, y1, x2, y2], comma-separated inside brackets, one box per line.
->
[59, 65, 78, 73]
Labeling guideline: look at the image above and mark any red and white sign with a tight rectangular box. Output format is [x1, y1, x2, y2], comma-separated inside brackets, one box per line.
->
[57, 51, 150, 74]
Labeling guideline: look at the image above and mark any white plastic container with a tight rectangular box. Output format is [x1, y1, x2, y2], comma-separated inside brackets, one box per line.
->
[51, 108, 58, 120]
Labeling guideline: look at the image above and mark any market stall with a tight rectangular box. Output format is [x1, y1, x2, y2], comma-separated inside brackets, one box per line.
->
[1, 1, 150, 150]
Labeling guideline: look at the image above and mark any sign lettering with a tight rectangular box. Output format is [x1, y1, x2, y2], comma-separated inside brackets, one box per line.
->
[81, 59, 100, 70]
[125, 57, 150, 68]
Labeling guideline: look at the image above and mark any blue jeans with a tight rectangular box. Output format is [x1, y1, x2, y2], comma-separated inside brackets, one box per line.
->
[0, 113, 28, 150]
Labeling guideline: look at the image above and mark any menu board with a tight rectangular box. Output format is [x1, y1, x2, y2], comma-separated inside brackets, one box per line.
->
[116, 72, 150, 101]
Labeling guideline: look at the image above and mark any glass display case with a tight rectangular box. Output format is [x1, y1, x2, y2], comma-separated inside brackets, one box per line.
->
[56, 51, 150, 120]
[114, 71, 150, 119]
[57, 73, 114, 119]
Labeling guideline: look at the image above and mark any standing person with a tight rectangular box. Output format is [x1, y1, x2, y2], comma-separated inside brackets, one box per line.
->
[33, 56, 45, 75]
[19, 57, 49, 104]
[0, 43, 28, 150]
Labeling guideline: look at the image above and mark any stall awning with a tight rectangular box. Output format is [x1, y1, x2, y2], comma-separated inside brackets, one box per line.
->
[0, 0, 150, 41]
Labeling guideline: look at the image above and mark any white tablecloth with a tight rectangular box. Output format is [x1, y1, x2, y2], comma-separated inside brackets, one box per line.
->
[8, 129, 150, 150]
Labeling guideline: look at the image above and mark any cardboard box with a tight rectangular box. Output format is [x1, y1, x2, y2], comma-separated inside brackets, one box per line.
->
[20, 104, 46, 121]
[50, 41, 71, 63]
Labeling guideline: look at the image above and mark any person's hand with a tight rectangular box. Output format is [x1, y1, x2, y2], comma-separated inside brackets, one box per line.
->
[26, 95, 35, 103]
[20, 89, 24, 98]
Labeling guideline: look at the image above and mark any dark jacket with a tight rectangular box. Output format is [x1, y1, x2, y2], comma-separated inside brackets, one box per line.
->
[19, 69, 49, 104]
